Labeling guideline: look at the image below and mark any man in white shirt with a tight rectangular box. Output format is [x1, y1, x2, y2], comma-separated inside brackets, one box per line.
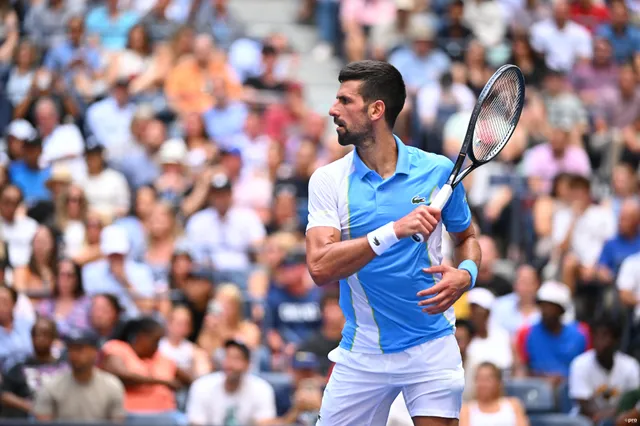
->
[186, 339, 276, 426]
[0, 185, 38, 270]
[85, 78, 136, 163]
[569, 317, 639, 424]
[34, 97, 87, 182]
[184, 173, 266, 289]
[617, 252, 640, 322]
[530, 0, 593, 72]
[81, 138, 131, 220]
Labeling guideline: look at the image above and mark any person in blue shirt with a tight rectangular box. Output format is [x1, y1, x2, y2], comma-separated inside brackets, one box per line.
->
[516, 281, 590, 384]
[84, 0, 139, 51]
[306, 60, 480, 426]
[8, 137, 51, 208]
[596, 0, 640, 64]
[597, 199, 640, 282]
[265, 247, 322, 351]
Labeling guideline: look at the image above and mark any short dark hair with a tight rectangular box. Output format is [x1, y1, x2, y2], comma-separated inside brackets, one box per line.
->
[592, 315, 623, 340]
[0, 282, 17, 304]
[338, 60, 406, 129]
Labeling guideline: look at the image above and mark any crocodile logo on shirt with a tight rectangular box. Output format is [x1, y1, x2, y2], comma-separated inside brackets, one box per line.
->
[373, 237, 381, 246]
[411, 195, 426, 204]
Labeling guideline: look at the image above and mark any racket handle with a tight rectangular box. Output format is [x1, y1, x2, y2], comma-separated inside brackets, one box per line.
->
[410, 185, 453, 243]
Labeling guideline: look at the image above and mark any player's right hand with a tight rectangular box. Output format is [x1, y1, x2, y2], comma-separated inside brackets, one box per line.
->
[393, 206, 441, 240]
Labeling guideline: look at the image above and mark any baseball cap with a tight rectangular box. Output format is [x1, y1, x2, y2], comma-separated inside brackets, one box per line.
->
[85, 136, 105, 154]
[188, 266, 213, 282]
[7, 119, 36, 141]
[210, 173, 232, 191]
[100, 225, 130, 255]
[281, 246, 306, 267]
[159, 138, 187, 165]
[64, 328, 100, 347]
[537, 281, 572, 313]
[224, 339, 251, 360]
[220, 147, 242, 158]
[292, 351, 319, 370]
[467, 287, 496, 311]
[46, 164, 72, 188]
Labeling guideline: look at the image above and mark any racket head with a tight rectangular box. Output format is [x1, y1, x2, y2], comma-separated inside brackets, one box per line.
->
[463, 64, 526, 167]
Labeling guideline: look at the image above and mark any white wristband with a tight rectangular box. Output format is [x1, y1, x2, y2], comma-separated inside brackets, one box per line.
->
[367, 222, 400, 256]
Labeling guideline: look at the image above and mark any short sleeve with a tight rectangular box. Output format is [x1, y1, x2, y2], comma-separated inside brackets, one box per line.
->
[568, 356, 593, 400]
[254, 381, 277, 420]
[306, 168, 341, 231]
[107, 377, 126, 420]
[617, 256, 640, 292]
[186, 378, 211, 425]
[33, 382, 55, 418]
[442, 183, 472, 233]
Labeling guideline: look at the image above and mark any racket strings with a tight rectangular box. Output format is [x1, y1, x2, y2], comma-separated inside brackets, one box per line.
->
[472, 68, 524, 162]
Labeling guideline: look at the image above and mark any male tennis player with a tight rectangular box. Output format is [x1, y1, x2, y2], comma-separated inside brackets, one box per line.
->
[305, 60, 482, 426]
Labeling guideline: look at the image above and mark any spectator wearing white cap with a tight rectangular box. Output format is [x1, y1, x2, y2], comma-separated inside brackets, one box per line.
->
[8, 136, 52, 208]
[464, 287, 513, 401]
[154, 138, 189, 207]
[82, 225, 155, 318]
[81, 138, 131, 220]
[515, 281, 590, 386]
[5, 119, 36, 163]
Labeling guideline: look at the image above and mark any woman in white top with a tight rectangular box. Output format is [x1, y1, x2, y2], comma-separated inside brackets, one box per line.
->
[159, 305, 211, 377]
[460, 362, 529, 426]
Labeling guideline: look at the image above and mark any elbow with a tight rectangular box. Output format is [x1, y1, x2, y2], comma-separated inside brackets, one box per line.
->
[308, 261, 330, 286]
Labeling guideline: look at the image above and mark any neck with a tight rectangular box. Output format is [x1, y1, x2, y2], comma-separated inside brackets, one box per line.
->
[88, 167, 102, 176]
[57, 294, 75, 302]
[0, 316, 13, 328]
[168, 335, 182, 346]
[35, 352, 54, 363]
[596, 352, 615, 370]
[544, 321, 563, 334]
[356, 133, 398, 179]
[73, 366, 94, 384]
[224, 376, 241, 393]
[476, 324, 488, 338]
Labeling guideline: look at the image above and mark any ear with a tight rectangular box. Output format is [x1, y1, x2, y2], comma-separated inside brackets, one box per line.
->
[368, 100, 386, 123]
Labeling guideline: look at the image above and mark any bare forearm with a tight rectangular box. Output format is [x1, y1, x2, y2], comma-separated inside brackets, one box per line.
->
[308, 237, 376, 285]
[1, 392, 33, 413]
[453, 234, 481, 269]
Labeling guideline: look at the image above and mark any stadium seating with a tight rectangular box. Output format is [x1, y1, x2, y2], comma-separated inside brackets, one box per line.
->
[504, 378, 556, 413]
[528, 413, 594, 426]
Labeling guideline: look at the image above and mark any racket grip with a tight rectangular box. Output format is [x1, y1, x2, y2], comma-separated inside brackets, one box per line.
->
[410, 185, 453, 243]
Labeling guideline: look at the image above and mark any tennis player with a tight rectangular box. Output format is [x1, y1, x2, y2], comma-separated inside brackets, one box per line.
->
[306, 60, 482, 426]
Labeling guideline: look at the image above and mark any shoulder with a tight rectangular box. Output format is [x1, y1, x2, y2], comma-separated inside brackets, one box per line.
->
[102, 339, 132, 357]
[570, 348, 595, 369]
[246, 374, 275, 393]
[615, 351, 640, 371]
[94, 369, 125, 392]
[310, 152, 355, 185]
[187, 208, 215, 225]
[191, 371, 225, 392]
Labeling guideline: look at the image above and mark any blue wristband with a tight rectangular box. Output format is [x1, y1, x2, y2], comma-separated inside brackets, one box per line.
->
[458, 260, 478, 289]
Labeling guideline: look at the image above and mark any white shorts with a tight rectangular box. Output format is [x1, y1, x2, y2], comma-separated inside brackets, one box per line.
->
[317, 334, 465, 426]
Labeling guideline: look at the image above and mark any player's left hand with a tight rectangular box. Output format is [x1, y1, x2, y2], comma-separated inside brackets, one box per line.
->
[416, 265, 472, 314]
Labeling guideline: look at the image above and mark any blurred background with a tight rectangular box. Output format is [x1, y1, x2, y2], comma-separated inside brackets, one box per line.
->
[0, 0, 638, 425]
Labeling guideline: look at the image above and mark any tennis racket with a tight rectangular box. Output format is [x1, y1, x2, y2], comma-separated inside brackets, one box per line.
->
[412, 64, 526, 243]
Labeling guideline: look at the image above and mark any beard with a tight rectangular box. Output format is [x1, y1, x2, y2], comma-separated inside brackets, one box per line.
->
[336, 121, 373, 147]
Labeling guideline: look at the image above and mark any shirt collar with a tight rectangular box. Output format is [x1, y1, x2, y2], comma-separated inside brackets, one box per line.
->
[353, 135, 410, 180]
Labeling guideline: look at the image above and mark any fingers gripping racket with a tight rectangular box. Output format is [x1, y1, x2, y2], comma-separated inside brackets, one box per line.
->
[412, 64, 526, 243]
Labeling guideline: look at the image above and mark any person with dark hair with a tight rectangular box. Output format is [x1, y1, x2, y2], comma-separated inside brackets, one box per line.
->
[0, 317, 67, 418]
[569, 316, 639, 424]
[37, 258, 90, 338]
[305, 59, 480, 425]
[89, 293, 124, 347]
[0, 283, 33, 370]
[34, 328, 126, 422]
[100, 316, 192, 424]
[186, 339, 276, 426]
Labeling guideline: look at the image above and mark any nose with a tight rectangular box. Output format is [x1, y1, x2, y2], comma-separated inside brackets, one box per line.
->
[328, 101, 339, 118]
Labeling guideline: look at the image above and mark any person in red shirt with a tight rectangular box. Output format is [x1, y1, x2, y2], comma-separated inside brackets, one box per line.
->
[570, 0, 611, 33]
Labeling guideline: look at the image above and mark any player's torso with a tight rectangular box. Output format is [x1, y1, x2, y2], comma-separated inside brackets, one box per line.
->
[333, 148, 455, 353]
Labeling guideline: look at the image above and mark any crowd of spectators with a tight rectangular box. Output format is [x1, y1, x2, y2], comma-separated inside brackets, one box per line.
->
[0, 0, 637, 425]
